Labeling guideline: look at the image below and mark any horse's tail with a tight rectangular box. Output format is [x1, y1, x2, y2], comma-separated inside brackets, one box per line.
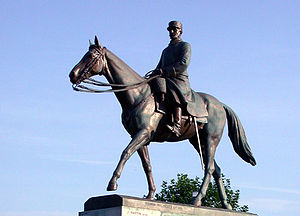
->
[222, 103, 256, 166]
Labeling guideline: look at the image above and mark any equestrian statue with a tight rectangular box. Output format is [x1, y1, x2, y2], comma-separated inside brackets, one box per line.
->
[69, 21, 256, 210]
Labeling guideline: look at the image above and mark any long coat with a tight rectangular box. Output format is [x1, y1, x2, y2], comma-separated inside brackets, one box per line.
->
[154, 40, 206, 118]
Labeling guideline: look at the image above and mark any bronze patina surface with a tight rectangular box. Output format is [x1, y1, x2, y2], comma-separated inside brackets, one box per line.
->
[69, 22, 256, 210]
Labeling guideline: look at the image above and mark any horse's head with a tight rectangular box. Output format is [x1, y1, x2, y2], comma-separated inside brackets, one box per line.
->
[69, 36, 106, 84]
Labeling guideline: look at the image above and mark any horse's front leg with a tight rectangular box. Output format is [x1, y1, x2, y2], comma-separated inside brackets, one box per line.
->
[107, 129, 151, 191]
[137, 145, 156, 200]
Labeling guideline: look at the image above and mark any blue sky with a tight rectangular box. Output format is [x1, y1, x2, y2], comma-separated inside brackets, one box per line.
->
[0, 1, 299, 216]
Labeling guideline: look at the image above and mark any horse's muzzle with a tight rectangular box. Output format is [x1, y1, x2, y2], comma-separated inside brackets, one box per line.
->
[69, 72, 76, 84]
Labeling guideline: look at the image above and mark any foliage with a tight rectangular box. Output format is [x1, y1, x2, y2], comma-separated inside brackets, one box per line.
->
[155, 173, 249, 212]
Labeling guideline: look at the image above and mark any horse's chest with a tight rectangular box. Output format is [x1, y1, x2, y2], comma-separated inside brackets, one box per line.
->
[121, 96, 156, 136]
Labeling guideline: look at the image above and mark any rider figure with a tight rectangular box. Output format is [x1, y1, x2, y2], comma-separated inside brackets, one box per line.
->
[152, 21, 195, 137]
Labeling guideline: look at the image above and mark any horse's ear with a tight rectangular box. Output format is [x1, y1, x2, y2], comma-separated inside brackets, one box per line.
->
[94, 35, 102, 48]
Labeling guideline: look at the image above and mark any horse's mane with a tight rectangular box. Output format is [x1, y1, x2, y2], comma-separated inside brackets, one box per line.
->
[105, 48, 145, 83]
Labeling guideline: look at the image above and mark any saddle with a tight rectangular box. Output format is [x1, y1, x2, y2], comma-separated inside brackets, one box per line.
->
[149, 76, 208, 124]
[154, 90, 208, 124]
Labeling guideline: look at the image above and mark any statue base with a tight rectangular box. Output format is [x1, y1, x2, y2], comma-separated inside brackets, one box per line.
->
[79, 195, 257, 216]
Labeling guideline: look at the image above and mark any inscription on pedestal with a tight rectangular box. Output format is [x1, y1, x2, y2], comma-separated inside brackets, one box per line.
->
[79, 195, 258, 216]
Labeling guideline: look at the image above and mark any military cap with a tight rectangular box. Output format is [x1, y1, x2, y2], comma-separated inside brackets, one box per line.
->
[167, 21, 183, 31]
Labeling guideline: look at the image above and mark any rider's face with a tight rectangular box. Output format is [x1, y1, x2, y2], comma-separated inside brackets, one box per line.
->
[168, 27, 181, 40]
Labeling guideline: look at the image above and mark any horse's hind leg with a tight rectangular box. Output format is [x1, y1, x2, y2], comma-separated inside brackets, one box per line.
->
[190, 131, 220, 207]
[193, 137, 217, 206]
[138, 145, 156, 199]
[190, 134, 232, 209]
[213, 160, 232, 209]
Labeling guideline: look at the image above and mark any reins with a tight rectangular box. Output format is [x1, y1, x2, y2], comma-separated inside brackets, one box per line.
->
[72, 71, 159, 93]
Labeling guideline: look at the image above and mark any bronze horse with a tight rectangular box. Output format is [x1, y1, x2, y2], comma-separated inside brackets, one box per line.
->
[69, 36, 256, 209]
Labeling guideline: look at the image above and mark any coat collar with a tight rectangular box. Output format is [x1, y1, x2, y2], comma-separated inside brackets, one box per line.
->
[169, 38, 182, 45]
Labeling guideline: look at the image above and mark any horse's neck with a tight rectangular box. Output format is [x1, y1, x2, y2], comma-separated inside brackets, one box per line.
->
[104, 49, 151, 110]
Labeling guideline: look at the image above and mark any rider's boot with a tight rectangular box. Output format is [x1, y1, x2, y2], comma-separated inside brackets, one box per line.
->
[167, 106, 182, 137]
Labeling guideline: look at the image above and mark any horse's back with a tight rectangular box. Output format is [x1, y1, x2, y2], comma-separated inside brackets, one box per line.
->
[196, 92, 224, 110]
[196, 92, 227, 130]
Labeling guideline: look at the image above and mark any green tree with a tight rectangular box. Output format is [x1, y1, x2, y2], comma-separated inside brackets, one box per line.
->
[155, 173, 249, 212]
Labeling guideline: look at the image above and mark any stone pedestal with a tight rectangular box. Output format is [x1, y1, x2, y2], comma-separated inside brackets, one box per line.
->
[79, 195, 257, 216]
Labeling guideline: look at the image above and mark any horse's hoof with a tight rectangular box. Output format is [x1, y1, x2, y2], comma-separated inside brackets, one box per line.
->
[192, 198, 202, 207]
[223, 203, 232, 210]
[145, 194, 154, 200]
[107, 180, 118, 191]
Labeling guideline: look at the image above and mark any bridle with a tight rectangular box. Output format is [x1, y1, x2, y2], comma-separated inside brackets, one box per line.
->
[72, 46, 159, 93]
[74, 46, 106, 84]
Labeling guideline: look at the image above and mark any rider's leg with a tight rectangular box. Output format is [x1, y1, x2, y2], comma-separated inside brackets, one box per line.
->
[167, 103, 182, 137]
[173, 105, 182, 136]
[151, 77, 166, 102]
